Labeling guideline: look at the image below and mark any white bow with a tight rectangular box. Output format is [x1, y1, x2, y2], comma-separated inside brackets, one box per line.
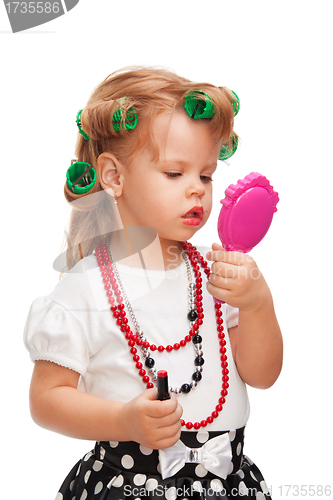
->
[158, 434, 232, 480]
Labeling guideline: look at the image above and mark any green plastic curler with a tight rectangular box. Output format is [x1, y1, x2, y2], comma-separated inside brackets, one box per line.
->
[112, 100, 137, 132]
[219, 136, 238, 161]
[184, 90, 215, 119]
[66, 161, 96, 194]
[230, 90, 240, 116]
[76, 110, 90, 140]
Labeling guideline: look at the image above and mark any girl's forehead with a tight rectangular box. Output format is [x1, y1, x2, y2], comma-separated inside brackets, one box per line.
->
[151, 110, 221, 163]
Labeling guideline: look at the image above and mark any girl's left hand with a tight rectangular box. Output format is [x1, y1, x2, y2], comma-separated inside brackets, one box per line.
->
[206, 243, 272, 311]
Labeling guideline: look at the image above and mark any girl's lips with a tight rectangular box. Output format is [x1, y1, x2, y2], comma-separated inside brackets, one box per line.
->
[181, 206, 204, 226]
[182, 218, 202, 226]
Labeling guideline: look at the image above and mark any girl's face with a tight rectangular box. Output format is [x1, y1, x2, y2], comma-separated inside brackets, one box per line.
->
[117, 110, 221, 253]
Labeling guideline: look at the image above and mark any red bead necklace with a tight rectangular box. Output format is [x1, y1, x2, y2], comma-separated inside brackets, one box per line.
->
[96, 241, 229, 429]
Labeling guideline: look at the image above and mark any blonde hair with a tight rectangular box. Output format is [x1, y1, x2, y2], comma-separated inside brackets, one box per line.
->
[64, 66, 238, 270]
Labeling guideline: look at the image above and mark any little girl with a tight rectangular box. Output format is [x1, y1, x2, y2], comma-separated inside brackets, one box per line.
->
[24, 67, 283, 499]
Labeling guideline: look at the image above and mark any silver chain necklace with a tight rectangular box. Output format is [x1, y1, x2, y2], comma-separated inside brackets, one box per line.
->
[106, 242, 204, 395]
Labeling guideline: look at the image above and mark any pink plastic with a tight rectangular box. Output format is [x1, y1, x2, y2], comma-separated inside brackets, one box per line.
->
[218, 172, 279, 252]
[215, 172, 279, 304]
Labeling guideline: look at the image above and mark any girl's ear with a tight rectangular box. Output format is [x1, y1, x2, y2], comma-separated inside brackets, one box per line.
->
[96, 153, 124, 197]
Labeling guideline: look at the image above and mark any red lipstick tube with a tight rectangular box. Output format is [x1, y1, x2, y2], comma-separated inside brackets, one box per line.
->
[156, 370, 171, 400]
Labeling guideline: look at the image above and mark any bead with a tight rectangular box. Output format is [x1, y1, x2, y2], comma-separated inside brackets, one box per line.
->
[139, 369, 146, 376]
[187, 310, 198, 321]
[212, 411, 219, 419]
[181, 383, 191, 393]
[147, 382, 154, 389]
[166, 345, 173, 352]
[207, 416, 213, 424]
[201, 420, 208, 427]
[133, 355, 139, 362]
[195, 365, 203, 373]
[216, 404, 222, 412]
[192, 334, 202, 344]
[186, 422, 193, 429]
[143, 375, 150, 383]
[190, 381, 197, 389]
[173, 387, 181, 395]
[194, 422, 201, 429]
[150, 344, 157, 351]
[192, 371, 202, 382]
[158, 345, 165, 352]
[136, 361, 143, 369]
[194, 343, 202, 351]
[145, 357, 155, 368]
[173, 343, 180, 350]
[194, 356, 204, 366]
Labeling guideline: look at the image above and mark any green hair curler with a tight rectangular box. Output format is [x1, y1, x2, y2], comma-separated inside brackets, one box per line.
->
[184, 90, 215, 119]
[112, 100, 138, 132]
[76, 110, 90, 140]
[219, 136, 238, 161]
[230, 90, 240, 116]
[66, 161, 96, 194]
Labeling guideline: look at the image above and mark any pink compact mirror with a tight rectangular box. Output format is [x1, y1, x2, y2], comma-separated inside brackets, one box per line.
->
[218, 172, 279, 252]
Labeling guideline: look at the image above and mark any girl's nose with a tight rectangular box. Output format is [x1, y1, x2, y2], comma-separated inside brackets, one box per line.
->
[186, 177, 206, 198]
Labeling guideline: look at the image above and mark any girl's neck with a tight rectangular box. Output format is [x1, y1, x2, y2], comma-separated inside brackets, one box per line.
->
[108, 229, 183, 271]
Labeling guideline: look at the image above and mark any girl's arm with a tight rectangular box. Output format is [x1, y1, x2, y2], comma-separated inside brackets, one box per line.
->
[206, 244, 283, 389]
[29, 360, 182, 449]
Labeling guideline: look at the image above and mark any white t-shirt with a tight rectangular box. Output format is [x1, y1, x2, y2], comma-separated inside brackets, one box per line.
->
[24, 248, 250, 431]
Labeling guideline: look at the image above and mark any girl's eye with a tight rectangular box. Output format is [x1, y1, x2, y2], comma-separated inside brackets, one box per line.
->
[200, 175, 213, 183]
[165, 172, 181, 178]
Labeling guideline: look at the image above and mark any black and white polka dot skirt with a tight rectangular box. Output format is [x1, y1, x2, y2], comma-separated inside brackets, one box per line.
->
[56, 428, 271, 499]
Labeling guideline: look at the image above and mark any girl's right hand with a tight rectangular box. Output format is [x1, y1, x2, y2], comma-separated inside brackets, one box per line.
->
[120, 388, 183, 449]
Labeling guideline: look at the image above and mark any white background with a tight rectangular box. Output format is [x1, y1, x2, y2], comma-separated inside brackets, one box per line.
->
[1, 1, 332, 498]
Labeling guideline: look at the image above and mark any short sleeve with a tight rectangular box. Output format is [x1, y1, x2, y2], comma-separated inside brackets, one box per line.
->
[225, 303, 239, 329]
[24, 296, 90, 376]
